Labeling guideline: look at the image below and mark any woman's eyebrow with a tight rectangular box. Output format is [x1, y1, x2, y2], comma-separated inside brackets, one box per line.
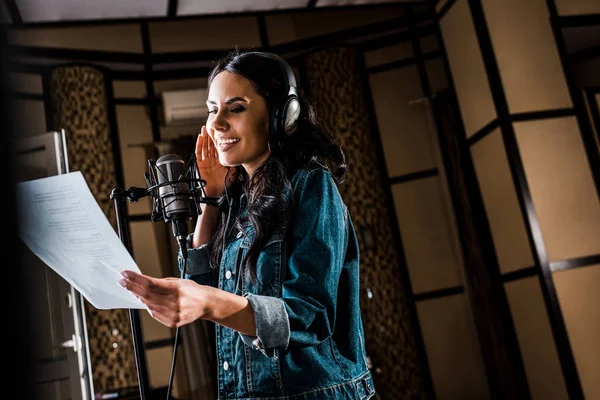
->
[206, 97, 248, 105]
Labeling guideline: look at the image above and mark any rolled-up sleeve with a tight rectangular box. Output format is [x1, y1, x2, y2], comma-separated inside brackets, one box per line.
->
[239, 294, 290, 357]
[240, 168, 347, 354]
[178, 233, 214, 286]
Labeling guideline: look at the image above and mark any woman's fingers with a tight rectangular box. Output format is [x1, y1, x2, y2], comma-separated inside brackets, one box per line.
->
[205, 124, 214, 142]
[119, 270, 175, 301]
[195, 131, 203, 157]
[195, 131, 201, 151]
[145, 305, 178, 328]
[204, 125, 218, 158]
[118, 271, 193, 328]
[202, 125, 210, 160]
[208, 129, 217, 158]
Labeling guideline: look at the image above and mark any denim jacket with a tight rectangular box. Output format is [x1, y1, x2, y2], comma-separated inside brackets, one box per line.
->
[180, 166, 375, 400]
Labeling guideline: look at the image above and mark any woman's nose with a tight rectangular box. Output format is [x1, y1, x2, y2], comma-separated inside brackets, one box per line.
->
[210, 112, 228, 132]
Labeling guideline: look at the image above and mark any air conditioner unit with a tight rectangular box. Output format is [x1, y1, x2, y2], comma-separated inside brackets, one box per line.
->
[162, 88, 209, 125]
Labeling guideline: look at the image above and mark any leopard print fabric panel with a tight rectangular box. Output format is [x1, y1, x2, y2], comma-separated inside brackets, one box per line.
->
[50, 65, 138, 393]
[303, 47, 427, 399]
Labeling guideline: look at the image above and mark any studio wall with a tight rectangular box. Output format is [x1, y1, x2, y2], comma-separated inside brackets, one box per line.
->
[9, 1, 598, 398]
[438, 0, 600, 398]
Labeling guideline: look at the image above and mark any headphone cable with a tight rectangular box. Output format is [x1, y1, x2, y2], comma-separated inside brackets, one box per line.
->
[165, 253, 187, 400]
[165, 165, 233, 400]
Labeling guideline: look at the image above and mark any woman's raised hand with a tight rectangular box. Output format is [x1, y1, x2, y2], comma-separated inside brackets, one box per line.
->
[195, 125, 235, 197]
[118, 270, 213, 328]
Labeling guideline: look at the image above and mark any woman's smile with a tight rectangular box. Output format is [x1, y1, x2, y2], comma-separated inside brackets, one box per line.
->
[216, 137, 241, 152]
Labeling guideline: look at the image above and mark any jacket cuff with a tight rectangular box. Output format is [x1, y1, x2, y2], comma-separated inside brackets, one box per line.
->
[178, 233, 212, 276]
[240, 294, 290, 356]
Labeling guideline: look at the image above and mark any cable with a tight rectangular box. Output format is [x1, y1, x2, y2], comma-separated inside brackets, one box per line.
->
[223, 166, 232, 206]
[222, 167, 234, 255]
[165, 252, 187, 400]
[166, 328, 181, 399]
[164, 164, 234, 400]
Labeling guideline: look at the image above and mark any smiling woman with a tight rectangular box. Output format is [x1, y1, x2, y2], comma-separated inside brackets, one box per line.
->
[119, 49, 375, 400]
[205, 73, 271, 176]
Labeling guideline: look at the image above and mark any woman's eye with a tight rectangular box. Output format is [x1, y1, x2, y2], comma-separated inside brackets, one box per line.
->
[208, 107, 244, 114]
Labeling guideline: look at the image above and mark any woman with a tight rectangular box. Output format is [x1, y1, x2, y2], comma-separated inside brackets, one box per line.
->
[119, 49, 375, 400]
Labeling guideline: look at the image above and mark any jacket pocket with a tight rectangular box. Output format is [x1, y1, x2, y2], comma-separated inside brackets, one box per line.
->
[240, 226, 286, 297]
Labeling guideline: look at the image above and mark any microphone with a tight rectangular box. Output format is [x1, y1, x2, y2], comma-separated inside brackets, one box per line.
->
[155, 154, 192, 240]
[145, 153, 220, 260]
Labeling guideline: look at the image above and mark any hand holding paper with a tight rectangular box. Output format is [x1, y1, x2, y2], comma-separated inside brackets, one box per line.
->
[17, 171, 146, 310]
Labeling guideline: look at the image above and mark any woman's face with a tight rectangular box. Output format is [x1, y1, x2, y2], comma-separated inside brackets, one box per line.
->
[206, 71, 270, 176]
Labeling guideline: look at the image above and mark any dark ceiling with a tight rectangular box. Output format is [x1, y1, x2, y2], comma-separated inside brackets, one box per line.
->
[1, 0, 427, 25]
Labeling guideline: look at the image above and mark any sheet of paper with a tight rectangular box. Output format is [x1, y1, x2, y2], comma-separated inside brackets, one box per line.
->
[16, 171, 146, 310]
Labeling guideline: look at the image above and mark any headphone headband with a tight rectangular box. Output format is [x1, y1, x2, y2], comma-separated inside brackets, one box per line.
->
[239, 51, 301, 139]
[243, 51, 297, 90]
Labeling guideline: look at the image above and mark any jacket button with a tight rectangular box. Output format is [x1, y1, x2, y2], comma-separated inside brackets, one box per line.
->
[225, 270, 232, 279]
[223, 361, 229, 371]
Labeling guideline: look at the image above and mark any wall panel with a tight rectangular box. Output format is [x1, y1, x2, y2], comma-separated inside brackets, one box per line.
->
[553, 265, 600, 400]
[146, 346, 186, 393]
[10, 98, 46, 137]
[154, 78, 208, 95]
[505, 277, 569, 399]
[115, 105, 154, 215]
[115, 105, 153, 149]
[113, 81, 147, 99]
[483, 0, 572, 113]
[440, 0, 496, 137]
[291, 6, 405, 40]
[8, 24, 143, 52]
[140, 310, 173, 343]
[471, 129, 534, 273]
[149, 18, 260, 53]
[8, 72, 43, 94]
[596, 94, 600, 151]
[555, 0, 600, 15]
[130, 221, 166, 278]
[416, 294, 489, 399]
[392, 177, 464, 294]
[420, 35, 439, 54]
[265, 15, 297, 46]
[369, 66, 437, 176]
[515, 117, 600, 262]
[364, 42, 413, 68]
[572, 58, 600, 87]
[425, 58, 448, 94]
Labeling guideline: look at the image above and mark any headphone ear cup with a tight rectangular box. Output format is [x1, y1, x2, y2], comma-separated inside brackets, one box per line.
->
[269, 96, 300, 138]
[282, 96, 301, 137]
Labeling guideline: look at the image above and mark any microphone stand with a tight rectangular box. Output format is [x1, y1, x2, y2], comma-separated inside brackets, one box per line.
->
[111, 154, 219, 400]
[110, 186, 151, 400]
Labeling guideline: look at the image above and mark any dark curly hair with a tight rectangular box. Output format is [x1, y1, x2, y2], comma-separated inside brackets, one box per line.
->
[208, 49, 347, 281]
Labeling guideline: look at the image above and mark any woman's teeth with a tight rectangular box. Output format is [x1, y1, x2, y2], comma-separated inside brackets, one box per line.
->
[219, 138, 240, 145]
